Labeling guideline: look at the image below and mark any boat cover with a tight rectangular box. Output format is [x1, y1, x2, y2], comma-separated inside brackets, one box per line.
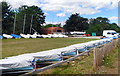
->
[0, 35, 3, 39]
[3, 34, 13, 39]
[20, 34, 30, 38]
[11, 34, 21, 38]
[0, 54, 34, 70]
[68, 43, 86, 50]
[0, 38, 114, 70]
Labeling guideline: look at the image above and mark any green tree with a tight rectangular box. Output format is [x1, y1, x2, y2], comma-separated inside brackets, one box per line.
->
[15, 5, 28, 34]
[106, 23, 120, 32]
[63, 13, 88, 32]
[42, 24, 59, 28]
[87, 17, 120, 36]
[86, 24, 104, 36]
[1, 1, 14, 34]
[96, 17, 109, 23]
[16, 5, 46, 34]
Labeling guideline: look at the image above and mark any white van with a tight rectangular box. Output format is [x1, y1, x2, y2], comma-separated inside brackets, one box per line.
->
[103, 30, 118, 38]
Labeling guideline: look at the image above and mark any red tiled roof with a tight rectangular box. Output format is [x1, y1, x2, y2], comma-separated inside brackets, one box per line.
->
[45, 27, 61, 30]
[42, 27, 64, 34]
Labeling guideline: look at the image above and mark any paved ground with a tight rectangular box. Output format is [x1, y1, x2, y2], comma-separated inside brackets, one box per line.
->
[70, 36, 101, 39]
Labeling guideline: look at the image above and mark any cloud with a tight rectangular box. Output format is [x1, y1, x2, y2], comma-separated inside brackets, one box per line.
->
[1, 0, 119, 15]
[40, 0, 119, 15]
[56, 13, 66, 17]
[44, 21, 66, 27]
[108, 16, 118, 20]
[0, 0, 41, 9]
[44, 12, 49, 15]
[118, 22, 120, 27]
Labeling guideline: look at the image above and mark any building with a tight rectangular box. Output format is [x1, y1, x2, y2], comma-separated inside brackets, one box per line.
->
[70, 31, 86, 35]
[69, 31, 86, 37]
[42, 27, 64, 34]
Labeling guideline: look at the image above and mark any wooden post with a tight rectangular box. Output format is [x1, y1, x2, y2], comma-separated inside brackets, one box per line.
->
[87, 52, 89, 56]
[33, 60, 37, 71]
[93, 47, 97, 69]
[76, 49, 79, 55]
[67, 61, 70, 65]
[61, 53, 64, 61]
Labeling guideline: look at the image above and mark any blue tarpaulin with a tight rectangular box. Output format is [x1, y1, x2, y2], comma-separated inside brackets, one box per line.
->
[0, 35, 3, 39]
[11, 34, 21, 38]
[118, 36, 120, 38]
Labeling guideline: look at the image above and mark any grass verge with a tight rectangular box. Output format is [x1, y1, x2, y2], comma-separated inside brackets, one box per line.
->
[39, 52, 94, 74]
[2, 38, 97, 58]
[39, 39, 119, 74]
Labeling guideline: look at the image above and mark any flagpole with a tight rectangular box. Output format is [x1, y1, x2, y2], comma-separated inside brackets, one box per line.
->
[57, 16, 59, 32]
[13, 14, 16, 34]
[23, 14, 26, 34]
[30, 15, 33, 34]
[52, 15, 54, 34]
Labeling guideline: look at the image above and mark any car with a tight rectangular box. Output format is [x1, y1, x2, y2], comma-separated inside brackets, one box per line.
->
[103, 30, 118, 38]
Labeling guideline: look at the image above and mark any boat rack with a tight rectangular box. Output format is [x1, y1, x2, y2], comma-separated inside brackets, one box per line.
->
[2, 40, 108, 75]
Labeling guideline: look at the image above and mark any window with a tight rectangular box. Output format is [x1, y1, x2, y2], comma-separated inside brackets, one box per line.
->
[107, 32, 111, 34]
[57, 30, 62, 32]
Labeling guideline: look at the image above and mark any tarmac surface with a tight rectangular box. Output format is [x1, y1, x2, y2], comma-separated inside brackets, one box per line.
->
[70, 36, 101, 39]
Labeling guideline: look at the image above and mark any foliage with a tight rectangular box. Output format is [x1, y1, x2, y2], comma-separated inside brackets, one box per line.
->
[63, 13, 88, 32]
[1, 2, 120, 35]
[42, 24, 61, 28]
[86, 24, 104, 36]
[1, 1, 14, 34]
[87, 17, 120, 36]
[1, 1, 46, 34]
[16, 5, 46, 34]
[63, 13, 120, 36]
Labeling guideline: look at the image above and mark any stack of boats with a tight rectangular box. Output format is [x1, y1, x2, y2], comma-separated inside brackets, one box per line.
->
[0, 35, 3, 39]
[0, 37, 115, 74]
[0, 33, 68, 39]
[3, 34, 13, 39]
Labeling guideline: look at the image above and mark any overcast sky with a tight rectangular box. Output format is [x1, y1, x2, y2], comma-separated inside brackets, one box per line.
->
[1, 0, 119, 26]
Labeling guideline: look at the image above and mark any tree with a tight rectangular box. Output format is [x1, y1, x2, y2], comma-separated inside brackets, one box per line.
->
[106, 23, 120, 32]
[1, 1, 14, 34]
[63, 13, 88, 32]
[87, 17, 120, 36]
[86, 24, 104, 36]
[96, 17, 109, 23]
[42, 24, 58, 28]
[14, 5, 28, 34]
[16, 5, 46, 34]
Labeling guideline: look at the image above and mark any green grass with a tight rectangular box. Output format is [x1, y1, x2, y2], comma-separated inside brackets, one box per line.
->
[2, 38, 97, 58]
[39, 40, 120, 74]
[39, 52, 94, 74]
[102, 42, 119, 68]
[51, 54, 94, 74]
[93, 41, 119, 74]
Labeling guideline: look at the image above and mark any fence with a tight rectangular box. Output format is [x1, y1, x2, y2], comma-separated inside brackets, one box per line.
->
[20, 39, 119, 75]
[93, 39, 119, 69]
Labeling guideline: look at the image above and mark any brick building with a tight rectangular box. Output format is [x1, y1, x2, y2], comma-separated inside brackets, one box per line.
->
[42, 27, 64, 34]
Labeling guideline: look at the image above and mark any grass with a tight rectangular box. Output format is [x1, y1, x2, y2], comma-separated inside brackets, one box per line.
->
[2, 38, 97, 58]
[93, 40, 119, 74]
[39, 39, 120, 74]
[39, 52, 94, 74]
[102, 50, 117, 68]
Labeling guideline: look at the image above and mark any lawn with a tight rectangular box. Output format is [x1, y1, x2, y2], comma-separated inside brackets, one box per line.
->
[39, 39, 119, 74]
[39, 51, 94, 74]
[2, 38, 97, 58]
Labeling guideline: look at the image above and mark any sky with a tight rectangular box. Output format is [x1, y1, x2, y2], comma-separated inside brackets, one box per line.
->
[1, 0, 120, 27]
